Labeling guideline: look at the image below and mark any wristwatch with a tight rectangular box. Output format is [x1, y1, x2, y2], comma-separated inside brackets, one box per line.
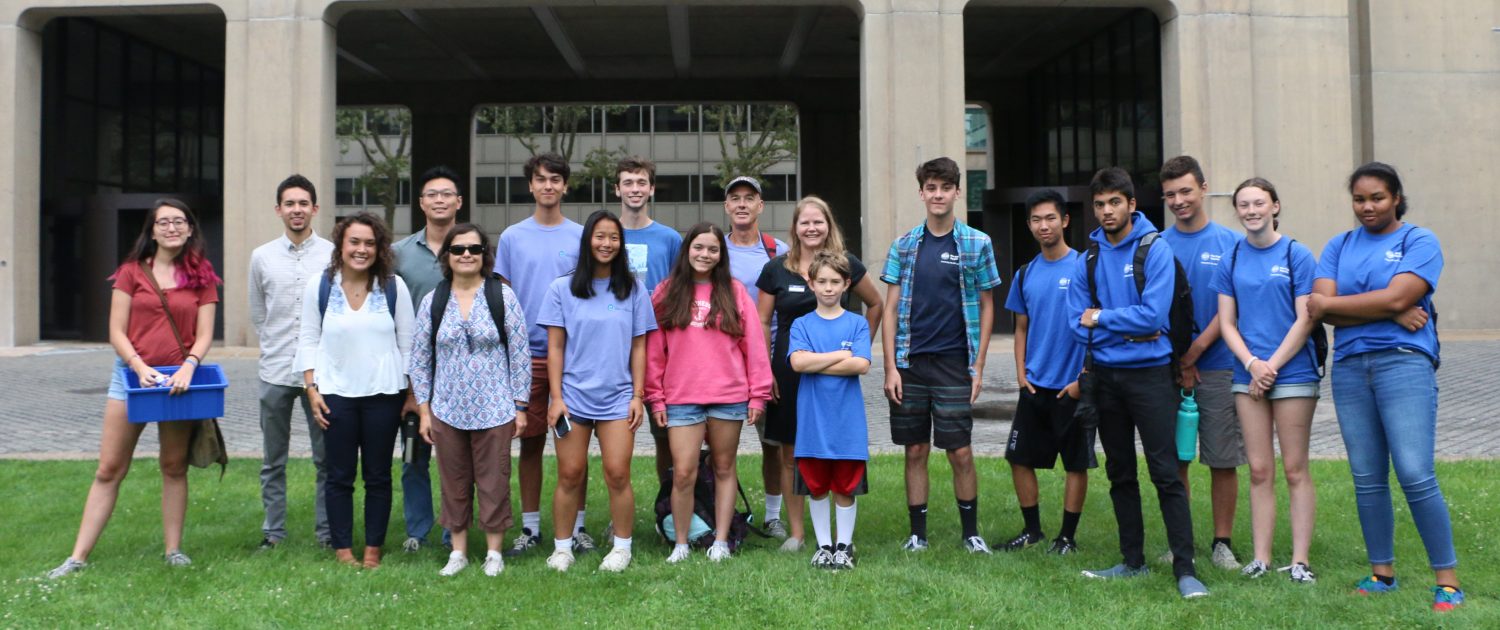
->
[1090, 310, 1101, 326]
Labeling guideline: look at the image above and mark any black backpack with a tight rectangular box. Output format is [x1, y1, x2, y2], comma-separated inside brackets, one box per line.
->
[1085, 232, 1197, 372]
[318, 271, 398, 321]
[653, 450, 760, 552]
[425, 274, 511, 398]
[1229, 238, 1329, 376]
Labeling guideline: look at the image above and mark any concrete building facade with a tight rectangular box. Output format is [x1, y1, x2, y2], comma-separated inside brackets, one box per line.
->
[1, 0, 1496, 348]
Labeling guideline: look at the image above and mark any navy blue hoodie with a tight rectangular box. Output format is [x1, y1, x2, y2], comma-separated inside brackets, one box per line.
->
[1068, 211, 1176, 368]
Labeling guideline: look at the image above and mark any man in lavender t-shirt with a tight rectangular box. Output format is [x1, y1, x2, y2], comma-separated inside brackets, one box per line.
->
[494, 152, 584, 556]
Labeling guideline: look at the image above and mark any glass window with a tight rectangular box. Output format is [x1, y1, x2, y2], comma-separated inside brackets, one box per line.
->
[654, 175, 695, 203]
[652, 105, 695, 133]
[507, 176, 532, 204]
[605, 105, 646, 133]
[335, 178, 359, 206]
[965, 107, 988, 151]
[475, 176, 500, 205]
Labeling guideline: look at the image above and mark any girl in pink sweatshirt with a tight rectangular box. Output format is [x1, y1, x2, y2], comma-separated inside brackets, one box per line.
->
[646, 222, 773, 563]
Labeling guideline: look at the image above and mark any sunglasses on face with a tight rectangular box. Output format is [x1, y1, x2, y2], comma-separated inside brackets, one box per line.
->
[447, 244, 485, 256]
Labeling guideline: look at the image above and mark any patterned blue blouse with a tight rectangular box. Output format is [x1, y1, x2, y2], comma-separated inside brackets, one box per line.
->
[408, 282, 532, 431]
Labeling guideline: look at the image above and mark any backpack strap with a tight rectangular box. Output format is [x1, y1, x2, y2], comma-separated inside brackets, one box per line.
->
[485, 273, 510, 350]
[428, 278, 453, 401]
[1015, 262, 1031, 312]
[1132, 232, 1158, 297]
[382, 276, 397, 316]
[317, 271, 333, 320]
[760, 231, 777, 259]
[1083, 243, 1100, 371]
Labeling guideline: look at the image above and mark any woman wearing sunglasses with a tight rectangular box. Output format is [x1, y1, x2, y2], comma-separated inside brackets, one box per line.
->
[408, 224, 531, 577]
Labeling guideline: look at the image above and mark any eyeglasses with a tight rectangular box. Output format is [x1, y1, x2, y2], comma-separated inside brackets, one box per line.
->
[154, 218, 189, 229]
[422, 190, 458, 201]
[447, 244, 485, 256]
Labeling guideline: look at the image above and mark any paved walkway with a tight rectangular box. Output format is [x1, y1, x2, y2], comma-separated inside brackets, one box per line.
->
[3, 338, 1498, 459]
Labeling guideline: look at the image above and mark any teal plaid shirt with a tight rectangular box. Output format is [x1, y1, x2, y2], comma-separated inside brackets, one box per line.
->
[881, 221, 1002, 373]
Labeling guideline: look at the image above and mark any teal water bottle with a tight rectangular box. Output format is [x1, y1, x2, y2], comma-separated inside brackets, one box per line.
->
[1176, 388, 1199, 462]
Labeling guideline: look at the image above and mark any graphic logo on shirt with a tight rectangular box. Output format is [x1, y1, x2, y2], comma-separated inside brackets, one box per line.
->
[1384, 249, 1404, 263]
[606, 304, 619, 311]
[690, 300, 711, 328]
[558, 250, 569, 258]
[1199, 252, 1222, 266]
[1270, 265, 1291, 279]
[626, 243, 648, 279]
[1057, 278, 1070, 290]
[939, 252, 960, 265]
[840, 340, 854, 351]
[1123, 263, 1135, 278]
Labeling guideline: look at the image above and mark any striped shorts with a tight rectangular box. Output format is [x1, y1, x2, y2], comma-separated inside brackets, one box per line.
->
[889, 353, 974, 450]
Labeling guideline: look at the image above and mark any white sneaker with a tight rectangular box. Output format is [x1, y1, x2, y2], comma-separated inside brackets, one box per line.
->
[546, 548, 575, 572]
[1211, 541, 1241, 570]
[779, 537, 805, 552]
[706, 542, 732, 562]
[666, 545, 691, 564]
[599, 547, 632, 573]
[482, 551, 505, 577]
[46, 558, 87, 579]
[439, 551, 468, 576]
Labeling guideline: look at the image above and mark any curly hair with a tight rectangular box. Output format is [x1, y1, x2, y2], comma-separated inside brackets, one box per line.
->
[326, 211, 397, 291]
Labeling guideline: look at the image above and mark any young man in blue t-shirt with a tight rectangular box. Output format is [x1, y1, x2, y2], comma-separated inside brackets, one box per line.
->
[788, 252, 872, 570]
[1000, 190, 1092, 555]
[1071, 167, 1206, 599]
[494, 152, 587, 556]
[613, 156, 683, 487]
[1158, 155, 1244, 570]
[881, 157, 1002, 554]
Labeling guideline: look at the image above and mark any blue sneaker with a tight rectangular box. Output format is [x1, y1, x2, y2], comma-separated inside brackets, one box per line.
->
[1432, 586, 1465, 612]
[1178, 576, 1210, 599]
[1355, 574, 1399, 595]
[1082, 563, 1149, 579]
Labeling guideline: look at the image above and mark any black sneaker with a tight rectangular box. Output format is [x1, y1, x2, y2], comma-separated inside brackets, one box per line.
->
[1046, 536, 1078, 555]
[256, 537, 279, 551]
[504, 528, 540, 557]
[831, 543, 856, 570]
[811, 545, 836, 569]
[1000, 530, 1046, 552]
[573, 530, 597, 555]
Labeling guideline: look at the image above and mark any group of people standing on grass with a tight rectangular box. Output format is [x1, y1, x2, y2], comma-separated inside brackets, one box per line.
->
[43, 149, 1462, 612]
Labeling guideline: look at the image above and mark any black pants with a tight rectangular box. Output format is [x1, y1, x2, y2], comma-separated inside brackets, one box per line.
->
[322, 393, 403, 549]
[1094, 364, 1196, 578]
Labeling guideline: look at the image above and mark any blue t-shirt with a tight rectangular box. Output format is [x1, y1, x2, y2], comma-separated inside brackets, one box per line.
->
[624, 221, 683, 293]
[908, 229, 966, 356]
[727, 234, 789, 303]
[1212, 237, 1319, 385]
[495, 216, 583, 355]
[537, 276, 657, 420]
[1315, 224, 1443, 363]
[1161, 221, 1240, 371]
[788, 310, 871, 461]
[1005, 250, 1084, 390]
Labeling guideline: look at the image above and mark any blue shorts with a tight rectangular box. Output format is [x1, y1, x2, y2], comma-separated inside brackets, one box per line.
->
[665, 402, 749, 428]
[107, 357, 128, 401]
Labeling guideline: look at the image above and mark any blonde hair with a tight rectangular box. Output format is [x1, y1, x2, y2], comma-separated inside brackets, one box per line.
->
[784, 195, 846, 274]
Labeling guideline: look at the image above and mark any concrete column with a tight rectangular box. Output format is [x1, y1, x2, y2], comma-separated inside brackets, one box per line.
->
[221, 6, 337, 346]
[0, 19, 43, 346]
[860, 0, 970, 263]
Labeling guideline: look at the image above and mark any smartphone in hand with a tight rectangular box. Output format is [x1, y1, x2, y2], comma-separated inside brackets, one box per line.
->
[553, 414, 572, 439]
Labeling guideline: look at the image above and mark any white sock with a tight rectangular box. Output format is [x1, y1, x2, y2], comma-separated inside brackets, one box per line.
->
[613, 536, 632, 551]
[836, 500, 857, 547]
[765, 494, 783, 522]
[575, 510, 587, 534]
[522, 512, 540, 535]
[809, 496, 832, 548]
[554, 538, 573, 552]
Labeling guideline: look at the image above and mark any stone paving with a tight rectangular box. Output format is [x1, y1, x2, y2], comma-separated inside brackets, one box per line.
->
[3, 337, 1497, 460]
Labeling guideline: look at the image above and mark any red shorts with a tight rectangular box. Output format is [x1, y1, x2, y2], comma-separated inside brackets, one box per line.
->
[518, 358, 549, 440]
[795, 458, 868, 497]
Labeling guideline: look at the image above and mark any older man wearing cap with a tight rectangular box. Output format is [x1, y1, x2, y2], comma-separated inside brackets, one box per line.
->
[721, 176, 792, 538]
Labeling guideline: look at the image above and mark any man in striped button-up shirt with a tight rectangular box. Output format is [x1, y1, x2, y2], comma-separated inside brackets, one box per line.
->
[249, 174, 335, 550]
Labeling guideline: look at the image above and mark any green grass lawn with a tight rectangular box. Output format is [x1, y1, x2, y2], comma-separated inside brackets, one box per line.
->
[2, 455, 1494, 628]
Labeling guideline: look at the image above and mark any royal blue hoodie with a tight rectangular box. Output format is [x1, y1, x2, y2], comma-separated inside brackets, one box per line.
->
[1068, 211, 1175, 368]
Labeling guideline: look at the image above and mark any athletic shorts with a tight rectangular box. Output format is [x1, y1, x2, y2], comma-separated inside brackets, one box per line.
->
[519, 358, 550, 440]
[794, 458, 869, 497]
[889, 353, 973, 450]
[1231, 381, 1321, 400]
[665, 402, 749, 428]
[1188, 370, 1246, 468]
[1005, 386, 1098, 472]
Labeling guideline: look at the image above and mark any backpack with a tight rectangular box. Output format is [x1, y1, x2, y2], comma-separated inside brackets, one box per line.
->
[1085, 232, 1197, 372]
[426, 274, 511, 398]
[760, 231, 778, 259]
[1229, 238, 1329, 376]
[318, 271, 398, 321]
[653, 450, 760, 552]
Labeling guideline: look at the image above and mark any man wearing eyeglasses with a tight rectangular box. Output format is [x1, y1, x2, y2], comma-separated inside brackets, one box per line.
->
[392, 165, 466, 553]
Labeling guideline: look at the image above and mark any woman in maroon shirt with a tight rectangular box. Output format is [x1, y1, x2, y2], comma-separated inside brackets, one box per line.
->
[48, 198, 221, 579]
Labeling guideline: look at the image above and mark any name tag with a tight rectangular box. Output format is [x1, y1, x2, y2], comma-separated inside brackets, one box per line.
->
[788, 285, 806, 293]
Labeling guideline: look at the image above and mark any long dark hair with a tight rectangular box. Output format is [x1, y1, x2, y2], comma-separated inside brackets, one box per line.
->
[326, 211, 397, 291]
[439, 223, 495, 282]
[570, 210, 635, 301]
[112, 198, 221, 289]
[655, 222, 743, 337]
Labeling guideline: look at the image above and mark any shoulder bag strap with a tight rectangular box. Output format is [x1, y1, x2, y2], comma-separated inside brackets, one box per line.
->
[139, 262, 189, 359]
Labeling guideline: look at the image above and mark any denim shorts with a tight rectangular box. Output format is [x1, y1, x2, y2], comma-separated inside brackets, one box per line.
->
[665, 402, 749, 428]
[1231, 381, 1321, 400]
[107, 357, 129, 401]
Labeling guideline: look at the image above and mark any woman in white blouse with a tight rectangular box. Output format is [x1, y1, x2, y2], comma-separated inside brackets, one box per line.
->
[295, 212, 413, 569]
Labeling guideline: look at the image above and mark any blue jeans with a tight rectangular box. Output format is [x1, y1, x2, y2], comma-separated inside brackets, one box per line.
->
[1332, 348, 1457, 570]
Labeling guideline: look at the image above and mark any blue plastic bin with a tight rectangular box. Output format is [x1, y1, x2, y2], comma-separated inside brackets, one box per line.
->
[119, 364, 228, 423]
